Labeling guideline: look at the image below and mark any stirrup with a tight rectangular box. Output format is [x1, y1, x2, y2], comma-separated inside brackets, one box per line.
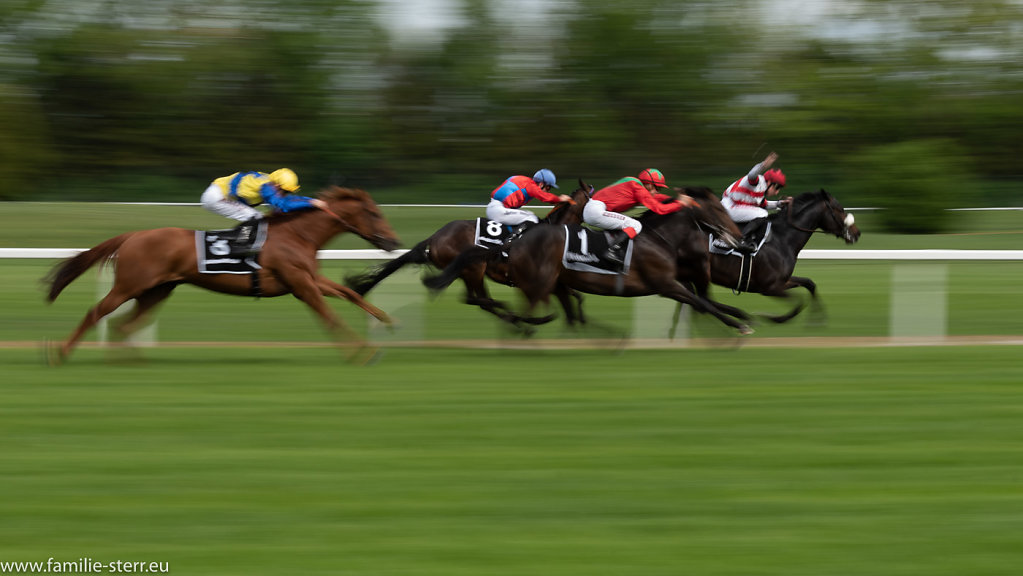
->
[605, 246, 625, 264]
[734, 240, 756, 254]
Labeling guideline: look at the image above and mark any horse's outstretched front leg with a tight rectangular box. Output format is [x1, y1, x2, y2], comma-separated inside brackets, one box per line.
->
[316, 276, 393, 325]
[661, 281, 753, 335]
[292, 275, 377, 364]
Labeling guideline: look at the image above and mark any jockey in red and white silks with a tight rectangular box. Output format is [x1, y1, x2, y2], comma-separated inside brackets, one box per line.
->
[721, 152, 787, 223]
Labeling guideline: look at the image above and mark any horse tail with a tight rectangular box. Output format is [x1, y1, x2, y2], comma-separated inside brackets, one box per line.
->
[45, 233, 133, 303]
[344, 238, 431, 296]
[422, 245, 490, 292]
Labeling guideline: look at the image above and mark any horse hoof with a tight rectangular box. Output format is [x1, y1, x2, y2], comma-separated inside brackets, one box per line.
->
[43, 340, 66, 367]
[739, 325, 755, 336]
[348, 345, 382, 366]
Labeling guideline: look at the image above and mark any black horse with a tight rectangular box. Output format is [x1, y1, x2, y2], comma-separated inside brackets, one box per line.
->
[346, 182, 592, 326]
[424, 186, 754, 335]
[708, 188, 861, 324]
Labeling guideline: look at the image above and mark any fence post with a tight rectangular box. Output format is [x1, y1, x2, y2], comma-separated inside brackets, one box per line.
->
[889, 263, 948, 339]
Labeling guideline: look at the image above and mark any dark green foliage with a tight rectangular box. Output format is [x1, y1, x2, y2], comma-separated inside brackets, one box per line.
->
[847, 139, 973, 233]
[3, 1, 1022, 202]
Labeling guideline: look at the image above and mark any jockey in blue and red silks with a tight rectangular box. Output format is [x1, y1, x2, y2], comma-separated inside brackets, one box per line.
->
[486, 169, 572, 234]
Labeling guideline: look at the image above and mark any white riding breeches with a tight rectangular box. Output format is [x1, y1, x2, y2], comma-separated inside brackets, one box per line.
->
[486, 199, 540, 226]
[201, 184, 263, 222]
[722, 196, 767, 223]
[583, 199, 642, 234]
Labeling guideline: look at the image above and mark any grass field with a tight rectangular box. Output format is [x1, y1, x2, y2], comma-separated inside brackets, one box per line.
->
[3, 346, 1023, 575]
[1, 202, 1022, 574]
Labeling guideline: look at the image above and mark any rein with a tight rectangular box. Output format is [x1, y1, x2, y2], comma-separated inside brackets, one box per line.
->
[786, 193, 843, 235]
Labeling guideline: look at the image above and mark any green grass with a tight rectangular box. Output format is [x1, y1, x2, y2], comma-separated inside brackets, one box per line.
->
[2, 203, 1023, 574]
[2, 346, 1023, 575]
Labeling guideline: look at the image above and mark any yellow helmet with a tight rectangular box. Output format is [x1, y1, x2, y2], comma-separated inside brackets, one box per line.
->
[269, 168, 300, 192]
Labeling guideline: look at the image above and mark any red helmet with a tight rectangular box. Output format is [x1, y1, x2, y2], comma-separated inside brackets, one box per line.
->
[638, 168, 668, 189]
[764, 169, 786, 187]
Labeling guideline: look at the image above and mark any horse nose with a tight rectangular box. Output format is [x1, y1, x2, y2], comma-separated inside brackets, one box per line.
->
[377, 235, 401, 251]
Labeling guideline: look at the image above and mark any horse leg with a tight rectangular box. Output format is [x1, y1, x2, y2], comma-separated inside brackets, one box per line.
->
[553, 284, 583, 327]
[54, 288, 136, 364]
[111, 283, 177, 339]
[291, 275, 376, 364]
[690, 279, 752, 324]
[787, 276, 826, 325]
[659, 280, 753, 335]
[462, 268, 554, 328]
[316, 276, 393, 325]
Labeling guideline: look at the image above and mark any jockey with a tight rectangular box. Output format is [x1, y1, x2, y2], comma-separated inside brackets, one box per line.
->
[584, 168, 694, 265]
[487, 169, 572, 235]
[201, 168, 327, 223]
[721, 152, 790, 252]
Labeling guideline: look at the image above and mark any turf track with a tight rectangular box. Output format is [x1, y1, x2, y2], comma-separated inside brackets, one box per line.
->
[3, 345, 1023, 575]
[2, 204, 1022, 574]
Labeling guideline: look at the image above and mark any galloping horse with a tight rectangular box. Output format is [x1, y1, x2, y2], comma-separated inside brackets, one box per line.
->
[709, 188, 861, 323]
[345, 182, 592, 326]
[424, 187, 754, 334]
[45, 186, 401, 364]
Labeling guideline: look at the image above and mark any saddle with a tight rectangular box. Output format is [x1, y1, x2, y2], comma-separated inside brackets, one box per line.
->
[196, 220, 268, 275]
[561, 225, 631, 275]
[709, 221, 772, 293]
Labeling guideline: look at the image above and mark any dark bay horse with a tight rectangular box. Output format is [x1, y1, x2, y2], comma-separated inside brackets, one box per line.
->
[45, 186, 401, 364]
[424, 187, 754, 334]
[709, 188, 861, 323]
[345, 182, 593, 326]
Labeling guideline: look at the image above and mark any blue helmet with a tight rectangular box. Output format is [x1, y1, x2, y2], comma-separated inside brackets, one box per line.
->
[533, 168, 559, 189]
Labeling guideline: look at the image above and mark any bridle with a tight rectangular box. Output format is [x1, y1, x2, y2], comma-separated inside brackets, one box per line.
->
[787, 192, 853, 238]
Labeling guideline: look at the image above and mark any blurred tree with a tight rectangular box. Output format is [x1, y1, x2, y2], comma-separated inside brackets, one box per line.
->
[0, 85, 53, 199]
[0, 0, 1019, 206]
[847, 138, 973, 233]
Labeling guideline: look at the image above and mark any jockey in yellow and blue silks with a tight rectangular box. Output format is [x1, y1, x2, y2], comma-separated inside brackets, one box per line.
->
[200, 168, 327, 222]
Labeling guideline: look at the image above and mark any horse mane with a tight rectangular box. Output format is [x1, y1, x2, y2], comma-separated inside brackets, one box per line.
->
[637, 185, 718, 227]
[260, 186, 370, 224]
[318, 185, 370, 202]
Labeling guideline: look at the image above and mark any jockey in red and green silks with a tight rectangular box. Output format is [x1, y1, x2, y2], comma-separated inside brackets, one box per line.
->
[583, 168, 694, 264]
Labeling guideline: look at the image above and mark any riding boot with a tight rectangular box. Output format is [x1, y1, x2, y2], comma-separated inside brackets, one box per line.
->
[605, 230, 631, 264]
[735, 218, 765, 254]
[504, 222, 532, 245]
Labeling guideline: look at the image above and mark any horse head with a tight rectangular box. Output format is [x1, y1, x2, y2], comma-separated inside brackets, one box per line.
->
[320, 186, 402, 251]
[787, 189, 861, 244]
[544, 179, 592, 226]
[679, 186, 742, 248]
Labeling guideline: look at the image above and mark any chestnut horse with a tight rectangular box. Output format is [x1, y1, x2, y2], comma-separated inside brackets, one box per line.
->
[424, 186, 754, 335]
[346, 181, 593, 327]
[45, 186, 401, 364]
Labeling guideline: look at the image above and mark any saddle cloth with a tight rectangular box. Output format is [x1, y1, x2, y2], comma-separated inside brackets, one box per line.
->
[474, 218, 514, 248]
[562, 225, 631, 275]
[195, 220, 268, 274]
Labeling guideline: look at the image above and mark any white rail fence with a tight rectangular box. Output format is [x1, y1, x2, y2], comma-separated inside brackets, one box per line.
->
[6, 249, 1022, 344]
